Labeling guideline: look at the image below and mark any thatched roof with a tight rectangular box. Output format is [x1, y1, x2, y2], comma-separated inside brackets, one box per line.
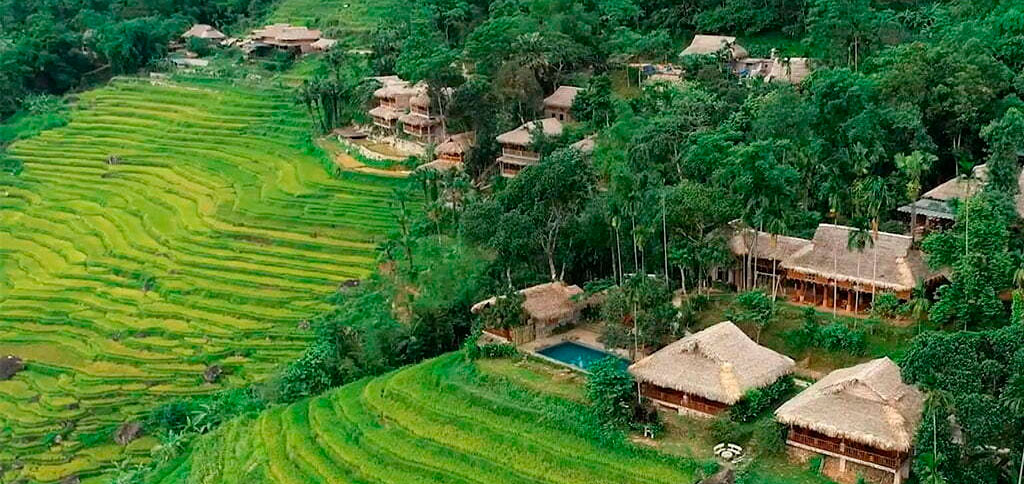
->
[775, 357, 923, 452]
[571, 135, 596, 154]
[416, 158, 462, 173]
[252, 24, 322, 42]
[781, 224, 941, 292]
[729, 227, 811, 262]
[471, 282, 584, 322]
[681, 35, 749, 59]
[373, 81, 415, 99]
[183, 24, 226, 40]
[629, 322, 795, 405]
[310, 38, 338, 51]
[399, 111, 442, 127]
[368, 106, 402, 121]
[899, 164, 1024, 219]
[767, 57, 811, 84]
[496, 118, 564, 146]
[437, 132, 475, 156]
[543, 86, 583, 110]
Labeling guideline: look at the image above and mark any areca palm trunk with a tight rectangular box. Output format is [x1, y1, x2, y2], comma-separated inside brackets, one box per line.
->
[833, 243, 838, 317]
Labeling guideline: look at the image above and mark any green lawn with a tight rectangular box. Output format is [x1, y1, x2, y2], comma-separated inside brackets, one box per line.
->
[269, 0, 420, 45]
[150, 353, 705, 484]
[0, 75, 409, 483]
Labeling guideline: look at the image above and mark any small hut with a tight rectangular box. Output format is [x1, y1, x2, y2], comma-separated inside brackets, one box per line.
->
[245, 24, 324, 55]
[417, 132, 475, 173]
[681, 35, 749, 59]
[898, 164, 1024, 236]
[399, 88, 446, 142]
[629, 322, 794, 417]
[775, 358, 923, 484]
[495, 118, 564, 177]
[0, 355, 24, 380]
[543, 86, 583, 122]
[472, 282, 584, 344]
[369, 78, 414, 131]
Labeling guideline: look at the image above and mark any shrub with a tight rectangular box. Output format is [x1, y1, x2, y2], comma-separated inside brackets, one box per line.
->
[816, 322, 867, 355]
[147, 400, 194, 433]
[730, 376, 794, 423]
[751, 418, 785, 456]
[478, 343, 518, 358]
[871, 292, 903, 319]
[710, 414, 750, 443]
[585, 357, 636, 428]
[784, 307, 820, 351]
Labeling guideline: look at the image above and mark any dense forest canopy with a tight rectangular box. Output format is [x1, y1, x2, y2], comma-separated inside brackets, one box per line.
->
[0, 0, 273, 116]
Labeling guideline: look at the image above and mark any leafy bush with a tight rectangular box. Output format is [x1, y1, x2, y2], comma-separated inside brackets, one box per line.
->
[478, 343, 519, 359]
[147, 400, 195, 433]
[871, 292, 904, 319]
[816, 322, 867, 355]
[730, 290, 777, 341]
[751, 418, 785, 455]
[585, 357, 637, 428]
[729, 376, 794, 423]
[710, 414, 750, 443]
[784, 307, 821, 351]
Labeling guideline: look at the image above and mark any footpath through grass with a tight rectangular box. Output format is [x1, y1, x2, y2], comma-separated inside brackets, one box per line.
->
[0, 75, 408, 482]
[153, 353, 705, 484]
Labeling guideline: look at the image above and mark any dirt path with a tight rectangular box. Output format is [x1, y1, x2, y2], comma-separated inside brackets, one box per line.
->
[316, 138, 411, 178]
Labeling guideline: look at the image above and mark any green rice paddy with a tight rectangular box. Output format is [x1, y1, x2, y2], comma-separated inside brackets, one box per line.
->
[0, 76, 406, 482]
[152, 354, 701, 484]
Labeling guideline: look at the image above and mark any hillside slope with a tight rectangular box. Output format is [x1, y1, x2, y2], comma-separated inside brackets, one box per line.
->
[152, 353, 701, 484]
[0, 76, 406, 482]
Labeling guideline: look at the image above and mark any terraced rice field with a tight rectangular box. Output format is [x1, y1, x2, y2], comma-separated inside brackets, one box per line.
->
[152, 354, 700, 483]
[0, 76, 407, 482]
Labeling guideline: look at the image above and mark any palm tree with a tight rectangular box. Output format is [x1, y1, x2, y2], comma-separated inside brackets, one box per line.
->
[907, 280, 931, 333]
[766, 215, 789, 301]
[896, 151, 937, 244]
[958, 159, 977, 258]
[847, 222, 872, 314]
[921, 389, 953, 483]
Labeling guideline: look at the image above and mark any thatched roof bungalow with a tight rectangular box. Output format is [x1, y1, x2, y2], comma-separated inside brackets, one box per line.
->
[399, 87, 446, 142]
[495, 118, 564, 177]
[543, 86, 582, 122]
[369, 78, 414, 130]
[629, 321, 794, 416]
[244, 24, 326, 55]
[681, 35, 749, 59]
[417, 132, 475, 173]
[898, 164, 1024, 235]
[472, 282, 585, 343]
[776, 357, 923, 482]
[782, 224, 941, 296]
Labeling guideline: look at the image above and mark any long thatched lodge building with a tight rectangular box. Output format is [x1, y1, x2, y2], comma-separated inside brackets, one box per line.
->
[728, 223, 947, 313]
[629, 322, 794, 417]
[775, 358, 924, 484]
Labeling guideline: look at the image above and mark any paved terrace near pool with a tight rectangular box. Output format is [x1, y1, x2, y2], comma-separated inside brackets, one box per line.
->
[520, 324, 631, 360]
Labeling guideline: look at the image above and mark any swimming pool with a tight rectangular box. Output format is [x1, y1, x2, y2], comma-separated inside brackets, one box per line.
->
[536, 341, 627, 371]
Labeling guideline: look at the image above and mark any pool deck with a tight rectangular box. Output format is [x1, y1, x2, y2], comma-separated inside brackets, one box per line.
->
[520, 325, 631, 360]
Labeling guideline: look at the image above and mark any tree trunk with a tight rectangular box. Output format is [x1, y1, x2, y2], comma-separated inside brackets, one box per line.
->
[662, 195, 669, 285]
[833, 243, 838, 318]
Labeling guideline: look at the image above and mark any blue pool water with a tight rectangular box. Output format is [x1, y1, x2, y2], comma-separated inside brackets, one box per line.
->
[536, 342, 627, 371]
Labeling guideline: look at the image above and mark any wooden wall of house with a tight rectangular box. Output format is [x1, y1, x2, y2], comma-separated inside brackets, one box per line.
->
[641, 382, 728, 416]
